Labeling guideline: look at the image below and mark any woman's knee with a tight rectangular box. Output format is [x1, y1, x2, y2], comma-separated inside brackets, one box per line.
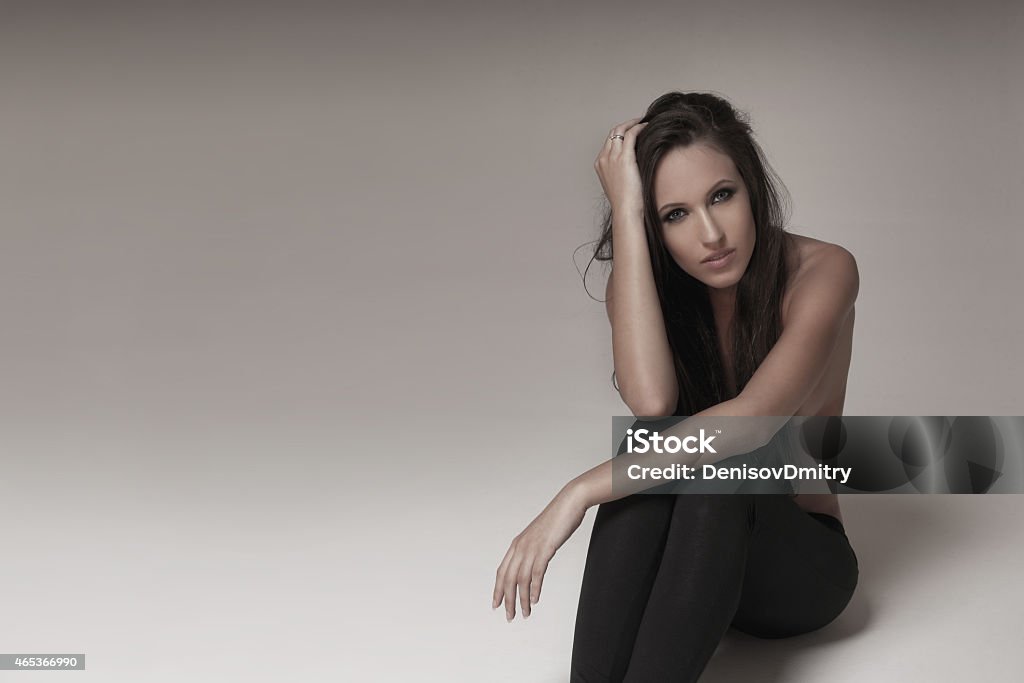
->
[673, 493, 753, 509]
[671, 493, 756, 528]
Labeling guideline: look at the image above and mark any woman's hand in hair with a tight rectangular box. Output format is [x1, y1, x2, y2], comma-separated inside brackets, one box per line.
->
[492, 481, 589, 622]
[594, 117, 649, 221]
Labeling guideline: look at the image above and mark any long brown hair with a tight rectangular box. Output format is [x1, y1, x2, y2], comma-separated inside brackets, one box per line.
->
[589, 92, 792, 415]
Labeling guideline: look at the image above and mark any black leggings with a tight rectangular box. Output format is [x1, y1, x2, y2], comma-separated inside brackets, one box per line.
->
[570, 494, 859, 682]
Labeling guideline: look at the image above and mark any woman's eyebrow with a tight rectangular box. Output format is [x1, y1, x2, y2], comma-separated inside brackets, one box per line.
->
[658, 178, 735, 213]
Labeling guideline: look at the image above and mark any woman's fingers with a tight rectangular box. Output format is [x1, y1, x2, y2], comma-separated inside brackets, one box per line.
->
[518, 561, 534, 618]
[530, 555, 550, 607]
[495, 540, 550, 621]
[598, 116, 643, 158]
[503, 551, 524, 621]
[609, 120, 648, 162]
[607, 116, 643, 141]
[520, 553, 548, 618]
[492, 543, 514, 609]
[622, 121, 649, 150]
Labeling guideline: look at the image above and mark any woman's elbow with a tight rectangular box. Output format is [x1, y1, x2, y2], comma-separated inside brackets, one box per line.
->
[625, 393, 678, 418]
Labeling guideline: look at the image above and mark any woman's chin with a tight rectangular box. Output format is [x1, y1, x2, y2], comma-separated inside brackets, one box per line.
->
[693, 273, 742, 290]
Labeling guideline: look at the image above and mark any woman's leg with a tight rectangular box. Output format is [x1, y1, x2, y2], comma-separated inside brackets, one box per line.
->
[570, 494, 678, 682]
[730, 496, 859, 638]
[620, 494, 755, 682]
[571, 494, 859, 682]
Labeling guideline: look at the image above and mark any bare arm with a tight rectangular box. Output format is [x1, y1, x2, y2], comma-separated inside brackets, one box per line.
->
[606, 217, 679, 416]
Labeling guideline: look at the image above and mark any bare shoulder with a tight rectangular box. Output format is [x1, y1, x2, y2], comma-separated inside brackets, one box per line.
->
[782, 233, 859, 323]
[785, 232, 857, 281]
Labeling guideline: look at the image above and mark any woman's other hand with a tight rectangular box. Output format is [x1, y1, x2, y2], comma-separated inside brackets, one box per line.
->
[594, 117, 649, 220]
[492, 482, 589, 621]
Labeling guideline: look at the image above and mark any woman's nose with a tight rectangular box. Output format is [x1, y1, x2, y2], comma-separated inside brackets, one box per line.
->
[696, 211, 725, 243]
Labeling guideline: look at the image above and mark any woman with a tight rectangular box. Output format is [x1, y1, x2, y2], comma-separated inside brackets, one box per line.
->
[492, 91, 860, 681]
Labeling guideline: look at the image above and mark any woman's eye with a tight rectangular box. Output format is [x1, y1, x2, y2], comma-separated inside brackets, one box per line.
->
[664, 189, 734, 223]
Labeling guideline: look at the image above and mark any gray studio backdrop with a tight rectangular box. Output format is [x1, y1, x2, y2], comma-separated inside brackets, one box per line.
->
[1, 1, 1022, 681]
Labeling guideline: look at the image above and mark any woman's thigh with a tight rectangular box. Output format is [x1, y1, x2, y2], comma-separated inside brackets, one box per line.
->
[731, 495, 859, 638]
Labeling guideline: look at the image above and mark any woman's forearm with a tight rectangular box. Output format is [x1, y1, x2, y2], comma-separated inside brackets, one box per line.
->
[567, 397, 787, 509]
[608, 210, 679, 416]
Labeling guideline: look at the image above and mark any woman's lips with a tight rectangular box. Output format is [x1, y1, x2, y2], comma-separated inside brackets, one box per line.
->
[702, 249, 736, 269]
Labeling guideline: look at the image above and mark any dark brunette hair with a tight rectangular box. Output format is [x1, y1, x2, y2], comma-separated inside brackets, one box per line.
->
[589, 91, 792, 415]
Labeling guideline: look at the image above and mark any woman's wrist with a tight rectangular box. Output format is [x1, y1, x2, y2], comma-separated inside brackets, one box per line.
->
[610, 204, 645, 229]
[562, 475, 596, 512]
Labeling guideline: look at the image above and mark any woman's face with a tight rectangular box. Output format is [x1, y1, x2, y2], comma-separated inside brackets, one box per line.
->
[653, 143, 756, 292]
